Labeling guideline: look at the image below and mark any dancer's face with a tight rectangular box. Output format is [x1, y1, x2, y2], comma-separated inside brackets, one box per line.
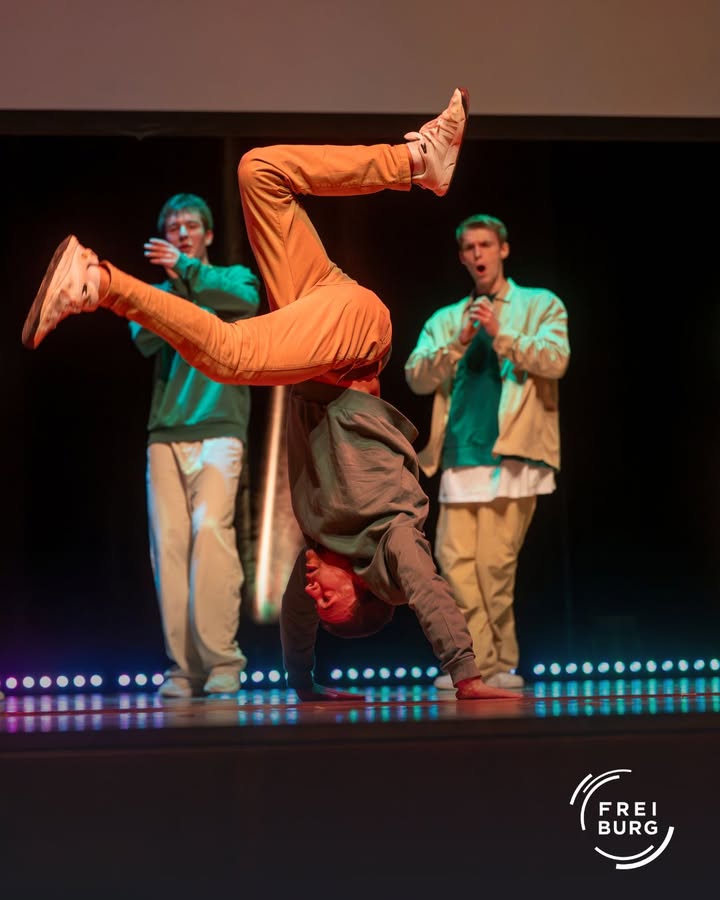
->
[458, 227, 509, 296]
[164, 209, 213, 263]
[304, 548, 361, 624]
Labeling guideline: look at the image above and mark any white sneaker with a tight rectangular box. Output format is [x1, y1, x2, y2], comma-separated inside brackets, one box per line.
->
[433, 673, 455, 691]
[405, 87, 469, 196]
[203, 671, 241, 695]
[22, 235, 101, 349]
[157, 677, 200, 699]
[485, 671, 525, 689]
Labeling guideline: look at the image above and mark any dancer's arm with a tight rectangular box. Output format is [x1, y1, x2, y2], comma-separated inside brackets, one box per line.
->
[280, 550, 319, 694]
[281, 549, 363, 703]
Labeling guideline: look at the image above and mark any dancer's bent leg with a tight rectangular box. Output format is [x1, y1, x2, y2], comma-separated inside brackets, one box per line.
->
[237, 144, 411, 310]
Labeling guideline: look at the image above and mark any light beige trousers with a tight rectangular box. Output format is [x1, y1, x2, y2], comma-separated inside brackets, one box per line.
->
[435, 496, 536, 678]
[147, 437, 247, 683]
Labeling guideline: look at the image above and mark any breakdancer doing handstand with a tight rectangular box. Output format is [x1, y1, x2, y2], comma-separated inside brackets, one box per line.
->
[22, 88, 520, 702]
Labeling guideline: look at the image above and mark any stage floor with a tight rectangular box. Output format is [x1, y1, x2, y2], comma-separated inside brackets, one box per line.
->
[1, 676, 718, 750]
[2, 676, 719, 898]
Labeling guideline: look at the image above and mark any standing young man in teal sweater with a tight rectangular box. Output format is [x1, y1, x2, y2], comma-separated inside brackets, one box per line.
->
[131, 194, 260, 698]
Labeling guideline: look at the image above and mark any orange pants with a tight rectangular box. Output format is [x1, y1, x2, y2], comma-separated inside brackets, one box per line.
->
[102, 143, 412, 386]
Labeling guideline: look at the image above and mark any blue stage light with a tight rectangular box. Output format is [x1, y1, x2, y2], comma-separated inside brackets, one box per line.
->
[73, 675, 86, 688]
[251, 671, 264, 683]
[565, 663, 578, 674]
[90, 675, 103, 687]
[330, 668, 343, 681]
[533, 663, 546, 676]
[597, 662, 610, 674]
[39, 676, 52, 689]
[646, 660, 658, 672]
[118, 674, 131, 687]
[362, 668, 375, 680]
[56, 675, 69, 688]
[379, 668, 391, 680]
[268, 670, 282, 683]
[23, 676, 35, 689]
[394, 667, 407, 679]
[347, 668, 359, 681]
[134, 674, 148, 686]
[581, 662, 593, 674]
[410, 666, 423, 679]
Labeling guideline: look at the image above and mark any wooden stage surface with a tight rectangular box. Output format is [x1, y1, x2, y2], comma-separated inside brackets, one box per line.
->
[1, 678, 718, 899]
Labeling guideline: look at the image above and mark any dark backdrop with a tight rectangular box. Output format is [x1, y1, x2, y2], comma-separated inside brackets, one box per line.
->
[2, 116, 719, 680]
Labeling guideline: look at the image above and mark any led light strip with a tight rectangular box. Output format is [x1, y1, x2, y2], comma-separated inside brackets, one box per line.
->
[532, 658, 720, 677]
[2, 660, 718, 692]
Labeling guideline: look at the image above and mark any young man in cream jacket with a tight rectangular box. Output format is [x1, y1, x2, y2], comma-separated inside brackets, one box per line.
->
[405, 215, 570, 689]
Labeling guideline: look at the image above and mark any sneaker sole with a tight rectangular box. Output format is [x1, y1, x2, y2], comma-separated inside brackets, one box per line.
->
[436, 87, 470, 197]
[22, 234, 78, 349]
[204, 684, 241, 694]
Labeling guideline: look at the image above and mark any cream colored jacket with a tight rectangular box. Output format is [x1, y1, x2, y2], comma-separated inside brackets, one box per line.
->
[404, 279, 570, 476]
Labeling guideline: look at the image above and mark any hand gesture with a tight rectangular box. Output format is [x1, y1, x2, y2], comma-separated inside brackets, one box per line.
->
[144, 238, 181, 278]
[460, 296, 500, 344]
[295, 684, 362, 702]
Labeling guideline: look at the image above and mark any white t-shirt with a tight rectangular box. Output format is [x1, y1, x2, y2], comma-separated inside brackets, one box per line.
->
[439, 459, 556, 504]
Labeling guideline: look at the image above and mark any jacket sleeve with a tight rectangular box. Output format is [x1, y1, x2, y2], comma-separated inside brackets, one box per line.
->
[280, 549, 317, 691]
[404, 308, 466, 395]
[493, 293, 570, 379]
[174, 256, 261, 318]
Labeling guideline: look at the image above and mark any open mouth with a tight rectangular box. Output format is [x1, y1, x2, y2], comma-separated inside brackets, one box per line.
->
[475, 264, 486, 274]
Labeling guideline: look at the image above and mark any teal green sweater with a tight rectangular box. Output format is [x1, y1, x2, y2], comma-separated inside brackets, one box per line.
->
[129, 255, 260, 445]
[442, 326, 502, 469]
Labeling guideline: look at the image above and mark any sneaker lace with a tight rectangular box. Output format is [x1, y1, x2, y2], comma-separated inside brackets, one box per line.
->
[403, 110, 453, 153]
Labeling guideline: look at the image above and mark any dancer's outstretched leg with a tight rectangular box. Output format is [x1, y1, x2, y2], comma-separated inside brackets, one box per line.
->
[22, 89, 469, 390]
[22, 240, 394, 385]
